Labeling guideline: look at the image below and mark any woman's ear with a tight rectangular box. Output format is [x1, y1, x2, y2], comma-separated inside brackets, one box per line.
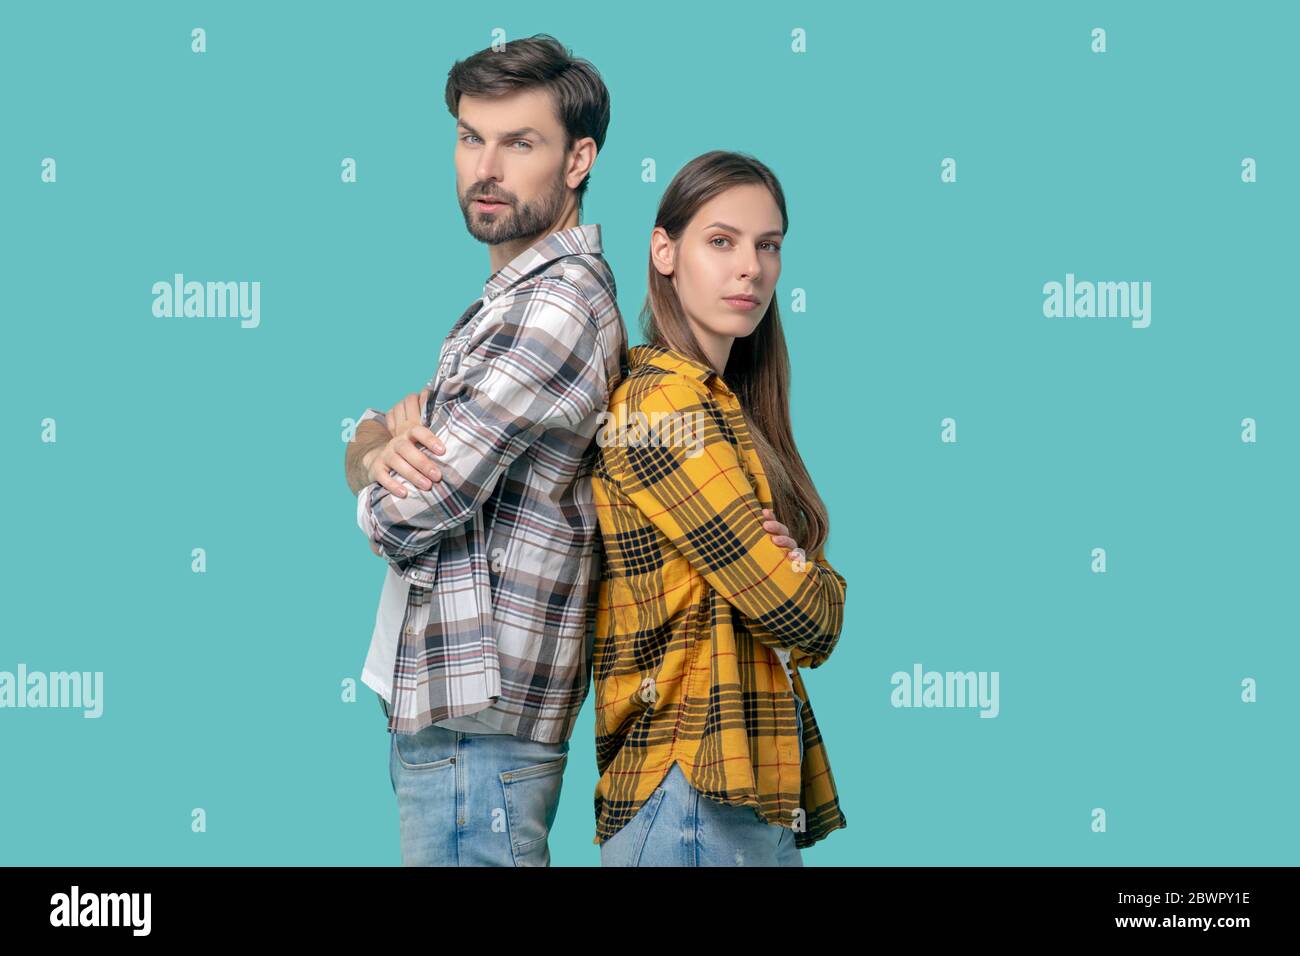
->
[650, 226, 675, 277]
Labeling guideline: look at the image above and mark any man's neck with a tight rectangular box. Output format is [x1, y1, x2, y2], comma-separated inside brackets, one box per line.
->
[487, 206, 582, 274]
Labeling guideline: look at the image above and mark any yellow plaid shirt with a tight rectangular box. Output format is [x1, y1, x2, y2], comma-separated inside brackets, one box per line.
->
[590, 343, 848, 849]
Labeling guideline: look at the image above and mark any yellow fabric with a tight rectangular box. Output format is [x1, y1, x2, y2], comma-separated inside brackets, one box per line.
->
[591, 343, 848, 849]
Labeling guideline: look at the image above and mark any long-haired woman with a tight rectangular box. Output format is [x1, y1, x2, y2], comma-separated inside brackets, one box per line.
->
[591, 150, 848, 866]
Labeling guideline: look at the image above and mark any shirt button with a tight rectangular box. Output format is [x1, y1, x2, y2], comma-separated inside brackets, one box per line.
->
[638, 677, 657, 704]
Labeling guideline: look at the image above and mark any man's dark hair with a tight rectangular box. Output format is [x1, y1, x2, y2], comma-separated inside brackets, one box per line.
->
[444, 34, 611, 209]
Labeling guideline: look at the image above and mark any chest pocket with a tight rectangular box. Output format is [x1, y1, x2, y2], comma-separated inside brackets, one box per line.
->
[425, 300, 492, 423]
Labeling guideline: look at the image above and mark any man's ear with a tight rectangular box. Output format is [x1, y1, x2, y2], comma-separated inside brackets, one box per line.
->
[566, 136, 598, 192]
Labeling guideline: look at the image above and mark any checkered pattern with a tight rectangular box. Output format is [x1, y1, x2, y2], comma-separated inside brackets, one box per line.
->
[354, 224, 627, 744]
[590, 343, 848, 849]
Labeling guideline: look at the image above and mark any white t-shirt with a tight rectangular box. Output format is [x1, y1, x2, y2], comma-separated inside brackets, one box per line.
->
[773, 646, 796, 692]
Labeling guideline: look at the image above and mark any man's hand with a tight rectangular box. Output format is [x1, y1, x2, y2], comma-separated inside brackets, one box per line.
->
[386, 389, 429, 438]
[363, 390, 447, 498]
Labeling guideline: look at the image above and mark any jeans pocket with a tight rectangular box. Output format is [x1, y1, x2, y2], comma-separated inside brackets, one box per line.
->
[393, 725, 457, 771]
[499, 752, 568, 866]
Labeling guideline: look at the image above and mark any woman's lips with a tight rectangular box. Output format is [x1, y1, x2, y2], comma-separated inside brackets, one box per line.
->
[722, 296, 760, 311]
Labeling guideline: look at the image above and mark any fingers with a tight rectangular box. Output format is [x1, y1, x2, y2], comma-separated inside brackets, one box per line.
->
[396, 440, 442, 486]
[369, 448, 433, 496]
[387, 391, 424, 431]
[760, 508, 798, 553]
[761, 509, 787, 535]
[375, 471, 409, 498]
[408, 424, 446, 456]
[388, 445, 438, 491]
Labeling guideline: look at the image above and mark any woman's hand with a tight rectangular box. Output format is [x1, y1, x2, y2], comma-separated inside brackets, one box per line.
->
[761, 508, 805, 565]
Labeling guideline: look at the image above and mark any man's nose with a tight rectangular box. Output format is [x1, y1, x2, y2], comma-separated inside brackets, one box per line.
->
[476, 144, 505, 183]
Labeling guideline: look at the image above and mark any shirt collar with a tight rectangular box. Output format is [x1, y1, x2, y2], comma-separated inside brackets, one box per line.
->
[628, 342, 735, 398]
[482, 223, 603, 302]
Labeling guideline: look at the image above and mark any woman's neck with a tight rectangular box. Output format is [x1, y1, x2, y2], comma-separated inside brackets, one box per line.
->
[684, 325, 733, 376]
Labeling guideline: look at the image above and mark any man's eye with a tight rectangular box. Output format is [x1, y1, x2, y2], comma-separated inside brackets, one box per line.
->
[512, 140, 532, 149]
[461, 134, 480, 144]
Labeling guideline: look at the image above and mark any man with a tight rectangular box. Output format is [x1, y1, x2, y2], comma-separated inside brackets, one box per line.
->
[344, 35, 626, 866]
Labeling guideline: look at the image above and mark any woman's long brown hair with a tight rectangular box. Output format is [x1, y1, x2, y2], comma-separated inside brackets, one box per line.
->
[640, 150, 830, 559]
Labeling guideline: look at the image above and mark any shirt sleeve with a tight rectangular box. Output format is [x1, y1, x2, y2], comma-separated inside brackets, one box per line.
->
[754, 552, 847, 670]
[347, 407, 391, 533]
[357, 279, 609, 574]
[355, 407, 390, 431]
[604, 376, 847, 664]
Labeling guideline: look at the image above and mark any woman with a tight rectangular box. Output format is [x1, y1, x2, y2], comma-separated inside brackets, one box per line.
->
[591, 151, 848, 866]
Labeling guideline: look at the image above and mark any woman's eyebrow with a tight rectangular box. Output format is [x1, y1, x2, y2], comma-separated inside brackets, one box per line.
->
[702, 220, 783, 239]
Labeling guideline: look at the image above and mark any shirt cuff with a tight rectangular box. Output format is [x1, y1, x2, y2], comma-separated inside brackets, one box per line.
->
[356, 484, 382, 556]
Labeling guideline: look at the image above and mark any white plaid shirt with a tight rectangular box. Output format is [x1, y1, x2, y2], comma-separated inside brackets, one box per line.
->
[354, 223, 627, 743]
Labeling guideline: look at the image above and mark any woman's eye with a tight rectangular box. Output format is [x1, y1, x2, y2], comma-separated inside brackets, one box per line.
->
[711, 236, 780, 251]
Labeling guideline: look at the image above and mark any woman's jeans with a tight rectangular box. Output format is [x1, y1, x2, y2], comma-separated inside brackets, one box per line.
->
[383, 694, 568, 866]
[600, 690, 807, 867]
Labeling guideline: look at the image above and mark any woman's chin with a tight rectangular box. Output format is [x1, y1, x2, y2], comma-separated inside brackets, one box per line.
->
[710, 315, 763, 338]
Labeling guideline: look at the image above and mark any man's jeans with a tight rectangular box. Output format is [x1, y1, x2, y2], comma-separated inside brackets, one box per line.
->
[600, 689, 807, 867]
[381, 693, 569, 866]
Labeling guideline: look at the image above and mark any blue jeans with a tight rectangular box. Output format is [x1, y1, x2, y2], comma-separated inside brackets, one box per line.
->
[600, 761, 804, 867]
[383, 694, 569, 866]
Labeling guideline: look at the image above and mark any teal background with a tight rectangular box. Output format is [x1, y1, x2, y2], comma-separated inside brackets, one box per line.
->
[1, 1, 1295, 865]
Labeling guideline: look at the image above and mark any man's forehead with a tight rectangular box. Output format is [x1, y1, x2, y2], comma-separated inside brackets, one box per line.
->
[457, 91, 560, 138]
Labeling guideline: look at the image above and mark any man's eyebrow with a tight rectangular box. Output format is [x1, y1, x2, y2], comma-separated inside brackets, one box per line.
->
[702, 220, 784, 239]
[457, 120, 546, 142]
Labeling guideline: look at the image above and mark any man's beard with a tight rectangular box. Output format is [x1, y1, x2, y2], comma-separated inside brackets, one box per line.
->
[459, 170, 568, 245]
